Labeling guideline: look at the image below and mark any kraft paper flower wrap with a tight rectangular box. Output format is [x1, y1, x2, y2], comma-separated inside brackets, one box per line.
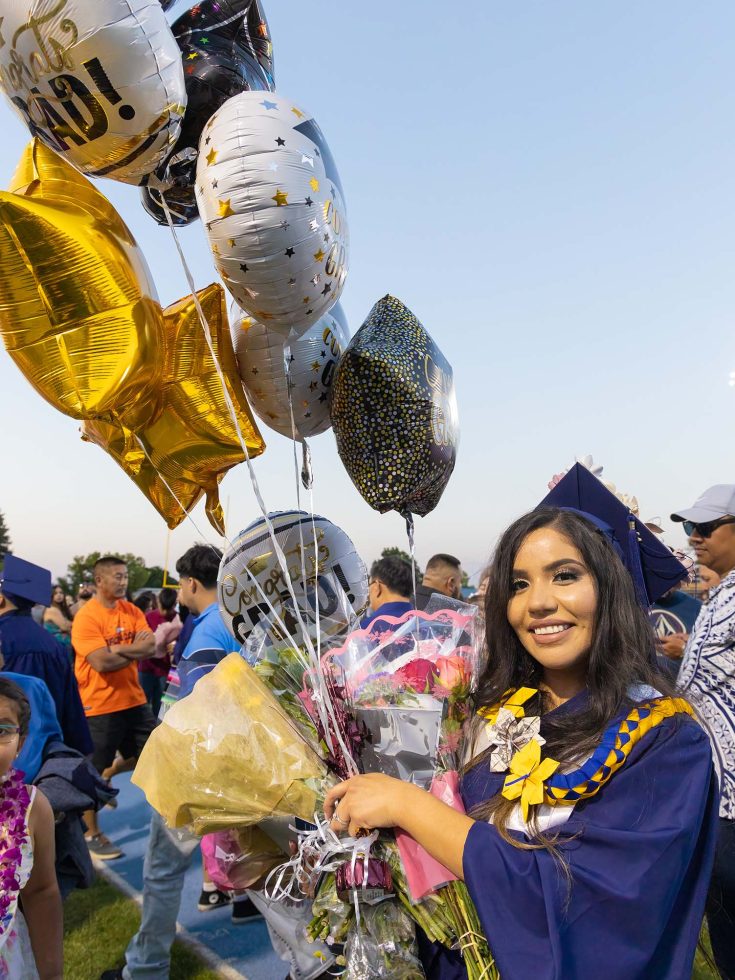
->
[132, 653, 327, 834]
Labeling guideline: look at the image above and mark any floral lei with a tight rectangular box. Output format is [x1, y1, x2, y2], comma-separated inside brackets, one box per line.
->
[0, 769, 31, 943]
[478, 688, 693, 820]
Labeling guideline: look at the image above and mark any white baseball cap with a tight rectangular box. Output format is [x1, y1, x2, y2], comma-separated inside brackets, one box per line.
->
[671, 485, 735, 523]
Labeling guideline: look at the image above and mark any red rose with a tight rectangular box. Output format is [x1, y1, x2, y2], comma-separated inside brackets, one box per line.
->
[394, 658, 437, 693]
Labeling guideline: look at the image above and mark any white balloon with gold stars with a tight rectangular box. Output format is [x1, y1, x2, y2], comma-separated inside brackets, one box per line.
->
[0, 0, 186, 184]
[195, 91, 349, 335]
[231, 303, 349, 441]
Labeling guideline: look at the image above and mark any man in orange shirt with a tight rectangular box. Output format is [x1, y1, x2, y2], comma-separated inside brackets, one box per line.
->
[72, 556, 156, 860]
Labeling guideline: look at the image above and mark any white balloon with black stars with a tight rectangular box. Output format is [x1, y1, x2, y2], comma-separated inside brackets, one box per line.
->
[195, 90, 349, 335]
[231, 302, 350, 441]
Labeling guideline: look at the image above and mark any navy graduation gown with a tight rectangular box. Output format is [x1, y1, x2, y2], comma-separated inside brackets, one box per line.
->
[0, 610, 93, 756]
[421, 700, 719, 980]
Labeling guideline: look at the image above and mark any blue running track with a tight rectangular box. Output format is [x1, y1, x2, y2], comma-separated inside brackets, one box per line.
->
[97, 773, 283, 980]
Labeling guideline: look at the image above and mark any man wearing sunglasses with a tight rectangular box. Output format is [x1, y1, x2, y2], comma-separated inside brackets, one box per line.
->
[671, 484, 735, 980]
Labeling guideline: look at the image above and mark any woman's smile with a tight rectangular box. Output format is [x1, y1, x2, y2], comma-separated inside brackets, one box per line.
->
[508, 527, 597, 678]
[527, 619, 574, 644]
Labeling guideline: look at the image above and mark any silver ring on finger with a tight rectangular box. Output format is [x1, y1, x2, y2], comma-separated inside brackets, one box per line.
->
[333, 808, 349, 828]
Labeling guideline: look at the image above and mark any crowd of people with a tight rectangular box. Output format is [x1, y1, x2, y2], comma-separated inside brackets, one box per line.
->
[0, 477, 733, 979]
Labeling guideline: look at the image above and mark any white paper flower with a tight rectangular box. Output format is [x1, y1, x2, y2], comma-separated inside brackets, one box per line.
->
[484, 707, 545, 772]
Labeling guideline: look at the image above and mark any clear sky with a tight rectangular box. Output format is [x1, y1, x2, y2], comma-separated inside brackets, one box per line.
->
[1, 1, 733, 583]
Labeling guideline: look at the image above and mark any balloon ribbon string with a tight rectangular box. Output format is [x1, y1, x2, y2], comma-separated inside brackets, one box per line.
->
[405, 512, 421, 639]
[129, 434, 303, 655]
[285, 343, 316, 681]
[159, 194, 357, 770]
[283, 352, 324, 671]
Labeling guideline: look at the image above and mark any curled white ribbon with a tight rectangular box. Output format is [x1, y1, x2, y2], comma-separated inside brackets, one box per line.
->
[264, 815, 380, 946]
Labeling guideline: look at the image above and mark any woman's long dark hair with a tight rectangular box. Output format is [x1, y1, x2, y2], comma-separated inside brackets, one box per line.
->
[468, 507, 677, 840]
[50, 584, 72, 622]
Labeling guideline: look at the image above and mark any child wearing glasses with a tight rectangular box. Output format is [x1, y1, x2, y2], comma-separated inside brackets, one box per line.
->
[0, 677, 62, 979]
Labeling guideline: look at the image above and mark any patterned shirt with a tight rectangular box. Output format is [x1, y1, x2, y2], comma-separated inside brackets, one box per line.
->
[678, 567, 735, 819]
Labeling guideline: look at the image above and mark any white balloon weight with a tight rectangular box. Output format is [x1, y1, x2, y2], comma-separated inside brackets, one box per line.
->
[218, 511, 368, 647]
[231, 303, 350, 441]
[0, 0, 186, 184]
[196, 91, 349, 334]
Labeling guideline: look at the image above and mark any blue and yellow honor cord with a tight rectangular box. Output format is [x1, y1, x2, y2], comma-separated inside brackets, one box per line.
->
[480, 689, 694, 820]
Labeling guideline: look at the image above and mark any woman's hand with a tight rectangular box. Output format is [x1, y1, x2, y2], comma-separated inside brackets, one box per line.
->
[324, 773, 422, 837]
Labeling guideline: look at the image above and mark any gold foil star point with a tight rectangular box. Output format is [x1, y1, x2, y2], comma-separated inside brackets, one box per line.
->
[313, 249, 325, 262]
[205, 147, 218, 166]
[272, 189, 288, 206]
[309, 177, 320, 193]
[218, 199, 234, 218]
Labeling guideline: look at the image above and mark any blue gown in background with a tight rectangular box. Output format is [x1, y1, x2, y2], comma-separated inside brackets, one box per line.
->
[0, 610, 92, 756]
[420, 694, 719, 980]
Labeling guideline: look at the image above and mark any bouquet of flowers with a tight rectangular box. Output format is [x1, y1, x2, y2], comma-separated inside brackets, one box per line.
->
[326, 607, 479, 787]
[310, 606, 495, 979]
[230, 605, 487, 977]
[134, 605, 497, 978]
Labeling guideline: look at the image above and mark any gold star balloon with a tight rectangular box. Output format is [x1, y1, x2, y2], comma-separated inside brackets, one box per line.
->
[82, 284, 265, 533]
[0, 138, 164, 427]
[0, 139, 265, 532]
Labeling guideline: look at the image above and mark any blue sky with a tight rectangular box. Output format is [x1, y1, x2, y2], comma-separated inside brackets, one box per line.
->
[1, 1, 733, 582]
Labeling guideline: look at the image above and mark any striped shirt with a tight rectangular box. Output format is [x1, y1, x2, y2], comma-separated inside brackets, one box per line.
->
[678, 568, 735, 819]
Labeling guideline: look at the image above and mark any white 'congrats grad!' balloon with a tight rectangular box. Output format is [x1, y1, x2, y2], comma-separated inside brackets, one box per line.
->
[0, 0, 186, 184]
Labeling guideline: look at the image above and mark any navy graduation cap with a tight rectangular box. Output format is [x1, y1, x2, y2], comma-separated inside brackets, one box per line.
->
[0, 554, 52, 607]
[540, 464, 687, 606]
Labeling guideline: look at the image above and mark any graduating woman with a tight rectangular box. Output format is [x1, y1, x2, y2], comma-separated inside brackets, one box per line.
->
[325, 468, 720, 980]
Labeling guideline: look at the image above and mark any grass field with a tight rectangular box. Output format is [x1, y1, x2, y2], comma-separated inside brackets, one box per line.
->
[63, 877, 221, 980]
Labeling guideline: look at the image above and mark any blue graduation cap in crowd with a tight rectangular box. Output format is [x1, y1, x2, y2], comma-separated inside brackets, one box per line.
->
[0, 554, 52, 607]
[540, 464, 687, 606]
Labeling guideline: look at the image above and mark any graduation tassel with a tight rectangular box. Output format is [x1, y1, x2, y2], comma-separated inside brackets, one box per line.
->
[627, 515, 650, 607]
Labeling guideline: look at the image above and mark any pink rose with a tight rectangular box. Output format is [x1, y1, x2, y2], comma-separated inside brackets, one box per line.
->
[433, 654, 470, 693]
[394, 658, 437, 693]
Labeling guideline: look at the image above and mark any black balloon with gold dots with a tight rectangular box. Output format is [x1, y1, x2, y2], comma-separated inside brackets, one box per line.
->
[330, 295, 459, 519]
